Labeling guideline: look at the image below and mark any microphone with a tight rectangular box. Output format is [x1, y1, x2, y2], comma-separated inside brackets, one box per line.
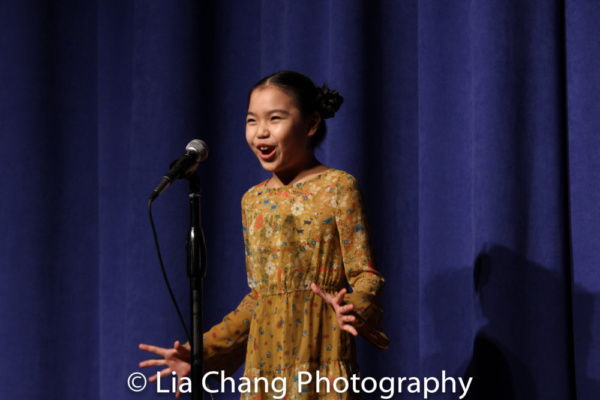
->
[150, 139, 208, 201]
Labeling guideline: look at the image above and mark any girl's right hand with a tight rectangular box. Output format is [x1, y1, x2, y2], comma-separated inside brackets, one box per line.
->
[139, 341, 191, 398]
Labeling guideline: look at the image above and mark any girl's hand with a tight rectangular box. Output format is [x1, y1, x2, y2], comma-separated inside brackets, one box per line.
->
[139, 341, 191, 398]
[310, 283, 358, 336]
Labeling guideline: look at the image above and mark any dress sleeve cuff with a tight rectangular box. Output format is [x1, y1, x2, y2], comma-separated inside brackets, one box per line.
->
[344, 292, 390, 350]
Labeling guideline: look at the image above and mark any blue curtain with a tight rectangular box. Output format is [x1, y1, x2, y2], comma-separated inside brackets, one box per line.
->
[1, 1, 598, 399]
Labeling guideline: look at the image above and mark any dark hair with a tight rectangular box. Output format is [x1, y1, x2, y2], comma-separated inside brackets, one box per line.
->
[249, 71, 344, 147]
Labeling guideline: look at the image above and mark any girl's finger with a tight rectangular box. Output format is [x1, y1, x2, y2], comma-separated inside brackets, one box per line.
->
[342, 315, 356, 323]
[343, 324, 359, 336]
[334, 304, 354, 318]
[310, 283, 324, 297]
[311, 283, 332, 303]
[148, 367, 171, 383]
[175, 341, 191, 355]
[139, 343, 165, 356]
[139, 358, 167, 368]
[338, 303, 353, 315]
[332, 289, 348, 306]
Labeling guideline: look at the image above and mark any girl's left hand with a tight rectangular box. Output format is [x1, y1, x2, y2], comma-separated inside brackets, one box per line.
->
[311, 283, 358, 336]
[138, 341, 191, 398]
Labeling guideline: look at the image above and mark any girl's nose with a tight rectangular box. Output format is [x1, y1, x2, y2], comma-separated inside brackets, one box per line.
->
[257, 124, 269, 138]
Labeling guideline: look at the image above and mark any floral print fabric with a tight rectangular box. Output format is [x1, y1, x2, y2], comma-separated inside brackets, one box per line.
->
[203, 169, 389, 399]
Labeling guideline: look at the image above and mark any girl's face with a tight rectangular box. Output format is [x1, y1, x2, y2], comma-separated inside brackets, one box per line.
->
[246, 85, 319, 178]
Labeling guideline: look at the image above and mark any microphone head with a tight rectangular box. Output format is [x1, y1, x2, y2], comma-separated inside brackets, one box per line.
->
[186, 139, 208, 162]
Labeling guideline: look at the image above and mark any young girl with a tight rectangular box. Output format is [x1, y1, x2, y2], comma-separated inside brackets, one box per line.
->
[139, 71, 389, 399]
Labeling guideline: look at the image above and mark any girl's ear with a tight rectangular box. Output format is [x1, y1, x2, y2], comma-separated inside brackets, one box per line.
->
[306, 112, 321, 137]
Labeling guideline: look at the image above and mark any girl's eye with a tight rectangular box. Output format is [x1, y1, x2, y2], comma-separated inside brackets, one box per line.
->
[246, 118, 256, 124]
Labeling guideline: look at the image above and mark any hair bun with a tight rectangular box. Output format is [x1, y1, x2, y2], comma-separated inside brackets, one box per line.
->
[316, 85, 344, 119]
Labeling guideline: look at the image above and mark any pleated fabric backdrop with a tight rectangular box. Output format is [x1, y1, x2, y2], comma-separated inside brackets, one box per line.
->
[0, 1, 598, 399]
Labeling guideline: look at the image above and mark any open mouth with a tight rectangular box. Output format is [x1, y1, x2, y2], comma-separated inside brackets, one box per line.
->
[257, 145, 276, 159]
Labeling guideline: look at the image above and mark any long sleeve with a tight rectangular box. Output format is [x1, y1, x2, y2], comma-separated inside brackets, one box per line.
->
[334, 174, 390, 350]
[203, 292, 256, 376]
[202, 199, 259, 375]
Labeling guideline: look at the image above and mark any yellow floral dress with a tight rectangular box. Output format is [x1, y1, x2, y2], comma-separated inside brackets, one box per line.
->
[203, 169, 389, 399]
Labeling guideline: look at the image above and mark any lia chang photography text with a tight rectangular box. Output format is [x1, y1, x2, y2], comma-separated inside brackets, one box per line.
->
[128, 370, 473, 399]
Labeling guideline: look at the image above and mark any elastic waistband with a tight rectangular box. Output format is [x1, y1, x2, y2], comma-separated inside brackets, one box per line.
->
[258, 285, 344, 298]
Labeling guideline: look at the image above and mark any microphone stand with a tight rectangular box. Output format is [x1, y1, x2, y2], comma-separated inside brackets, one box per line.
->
[186, 174, 206, 400]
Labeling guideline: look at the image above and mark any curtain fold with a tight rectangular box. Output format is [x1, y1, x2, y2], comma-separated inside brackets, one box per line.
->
[566, 1, 600, 398]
